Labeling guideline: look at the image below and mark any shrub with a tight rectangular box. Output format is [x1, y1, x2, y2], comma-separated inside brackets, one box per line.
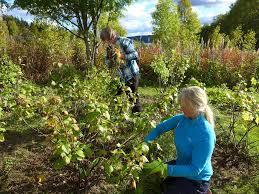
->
[7, 21, 74, 82]
[137, 44, 161, 86]
[189, 48, 259, 87]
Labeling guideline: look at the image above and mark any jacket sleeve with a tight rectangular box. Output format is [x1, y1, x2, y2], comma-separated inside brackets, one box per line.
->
[144, 114, 183, 142]
[168, 131, 215, 177]
[120, 38, 139, 61]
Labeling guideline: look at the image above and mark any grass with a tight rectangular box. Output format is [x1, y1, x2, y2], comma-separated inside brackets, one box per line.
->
[139, 86, 160, 97]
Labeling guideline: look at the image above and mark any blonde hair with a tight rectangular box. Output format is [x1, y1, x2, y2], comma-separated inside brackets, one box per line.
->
[100, 27, 117, 41]
[179, 86, 214, 127]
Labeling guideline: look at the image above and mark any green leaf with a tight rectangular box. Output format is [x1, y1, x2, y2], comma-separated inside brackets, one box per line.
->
[61, 144, 70, 154]
[98, 125, 107, 133]
[83, 144, 93, 157]
[141, 143, 149, 154]
[64, 155, 71, 164]
[242, 111, 253, 121]
[54, 159, 66, 170]
[251, 77, 257, 86]
[103, 111, 110, 120]
[92, 158, 100, 167]
[105, 165, 114, 175]
[143, 160, 167, 178]
[0, 128, 6, 132]
[60, 152, 66, 158]
[255, 116, 259, 125]
[0, 134, 5, 142]
[76, 150, 85, 158]
[87, 111, 100, 121]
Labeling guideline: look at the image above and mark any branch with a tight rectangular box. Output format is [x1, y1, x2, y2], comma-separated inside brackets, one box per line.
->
[121, 130, 143, 147]
[85, 132, 99, 143]
[247, 140, 258, 146]
[59, 14, 80, 28]
[53, 18, 84, 40]
[80, 6, 92, 32]
[237, 122, 256, 147]
[74, 10, 84, 33]
[228, 105, 237, 140]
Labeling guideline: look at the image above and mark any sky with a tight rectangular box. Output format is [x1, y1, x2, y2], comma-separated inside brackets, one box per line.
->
[3, 0, 237, 37]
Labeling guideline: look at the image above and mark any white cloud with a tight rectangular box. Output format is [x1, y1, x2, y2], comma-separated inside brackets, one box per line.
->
[120, 0, 158, 36]
[190, 0, 236, 6]
[200, 16, 215, 24]
[122, 0, 237, 36]
[192, 3, 233, 25]
[6, 8, 34, 23]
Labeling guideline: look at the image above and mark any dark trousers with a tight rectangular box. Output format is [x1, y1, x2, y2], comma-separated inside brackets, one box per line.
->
[117, 75, 142, 113]
[162, 161, 210, 194]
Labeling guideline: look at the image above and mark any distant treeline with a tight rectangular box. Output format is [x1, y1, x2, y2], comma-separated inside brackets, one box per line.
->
[200, 0, 259, 49]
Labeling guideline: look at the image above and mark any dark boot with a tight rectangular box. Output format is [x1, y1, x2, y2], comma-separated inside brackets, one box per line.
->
[132, 103, 142, 113]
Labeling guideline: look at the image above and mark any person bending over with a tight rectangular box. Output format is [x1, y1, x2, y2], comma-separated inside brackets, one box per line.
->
[100, 27, 142, 113]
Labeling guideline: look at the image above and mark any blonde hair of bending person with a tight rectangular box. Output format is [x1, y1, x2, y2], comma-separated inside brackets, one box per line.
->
[100, 27, 117, 41]
[179, 86, 215, 128]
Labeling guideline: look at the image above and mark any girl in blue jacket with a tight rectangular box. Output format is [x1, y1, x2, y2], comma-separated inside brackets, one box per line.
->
[145, 86, 215, 194]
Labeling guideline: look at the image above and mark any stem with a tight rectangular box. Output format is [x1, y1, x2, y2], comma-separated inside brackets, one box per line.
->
[237, 122, 256, 147]
[228, 104, 237, 142]
[121, 131, 143, 147]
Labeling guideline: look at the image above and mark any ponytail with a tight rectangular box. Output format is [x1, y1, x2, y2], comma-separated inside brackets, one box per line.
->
[204, 105, 214, 128]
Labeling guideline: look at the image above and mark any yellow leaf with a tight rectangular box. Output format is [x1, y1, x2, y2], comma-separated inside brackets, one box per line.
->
[255, 116, 259, 125]
[131, 178, 137, 189]
[37, 175, 46, 183]
[251, 77, 257, 86]
[242, 111, 253, 121]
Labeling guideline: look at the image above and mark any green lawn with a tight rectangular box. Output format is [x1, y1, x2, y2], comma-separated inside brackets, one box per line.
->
[139, 86, 160, 97]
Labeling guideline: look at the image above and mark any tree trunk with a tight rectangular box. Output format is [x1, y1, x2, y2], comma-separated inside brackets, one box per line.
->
[84, 33, 91, 76]
[91, 23, 98, 67]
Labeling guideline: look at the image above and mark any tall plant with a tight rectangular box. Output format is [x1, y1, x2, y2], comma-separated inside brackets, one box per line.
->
[178, 0, 201, 51]
[152, 0, 180, 52]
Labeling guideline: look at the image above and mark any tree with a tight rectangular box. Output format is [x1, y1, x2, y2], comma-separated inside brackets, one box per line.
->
[243, 30, 256, 51]
[7, 19, 20, 36]
[178, 0, 200, 33]
[152, 0, 180, 52]
[178, 0, 201, 50]
[14, 0, 133, 71]
[210, 26, 225, 49]
[199, 24, 213, 46]
[201, 0, 259, 49]
[98, 12, 127, 37]
[230, 26, 244, 48]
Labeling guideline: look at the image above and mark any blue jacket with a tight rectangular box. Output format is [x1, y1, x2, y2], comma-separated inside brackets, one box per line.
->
[145, 114, 216, 181]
